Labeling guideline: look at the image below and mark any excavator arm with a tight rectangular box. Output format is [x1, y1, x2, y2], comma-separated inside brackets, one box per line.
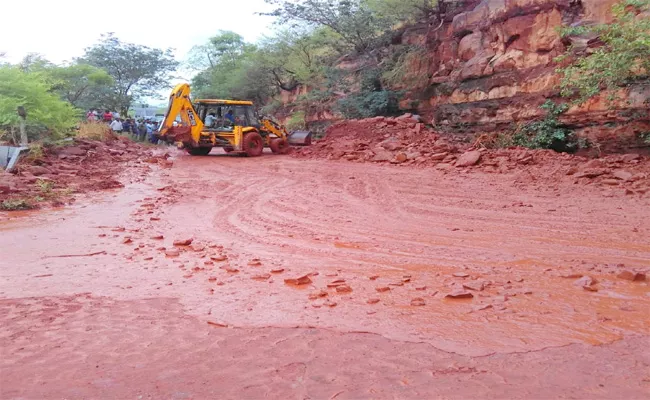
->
[260, 118, 288, 140]
[157, 83, 204, 146]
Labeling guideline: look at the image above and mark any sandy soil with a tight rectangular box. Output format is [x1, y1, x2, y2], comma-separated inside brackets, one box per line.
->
[1, 149, 649, 399]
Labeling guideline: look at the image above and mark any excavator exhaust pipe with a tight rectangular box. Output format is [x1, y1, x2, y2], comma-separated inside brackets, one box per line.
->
[288, 130, 312, 146]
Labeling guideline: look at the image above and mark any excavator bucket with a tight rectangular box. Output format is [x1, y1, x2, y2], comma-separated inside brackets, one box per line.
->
[288, 130, 312, 146]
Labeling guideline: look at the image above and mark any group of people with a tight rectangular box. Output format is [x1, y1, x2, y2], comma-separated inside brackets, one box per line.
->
[86, 109, 160, 144]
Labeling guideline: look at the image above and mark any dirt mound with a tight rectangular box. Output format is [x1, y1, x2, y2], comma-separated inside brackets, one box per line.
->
[0, 136, 169, 209]
[296, 115, 452, 165]
[294, 116, 650, 195]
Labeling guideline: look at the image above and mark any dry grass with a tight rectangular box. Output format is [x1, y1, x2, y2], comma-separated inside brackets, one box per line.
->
[78, 122, 114, 141]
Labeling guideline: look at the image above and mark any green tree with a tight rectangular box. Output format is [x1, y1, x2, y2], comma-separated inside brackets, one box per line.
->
[263, 0, 392, 53]
[80, 33, 179, 115]
[558, 0, 650, 104]
[187, 31, 252, 70]
[0, 66, 78, 141]
[47, 64, 114, 109]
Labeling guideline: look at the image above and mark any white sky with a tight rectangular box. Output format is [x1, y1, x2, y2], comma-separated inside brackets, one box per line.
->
[0, 0, 276, 103]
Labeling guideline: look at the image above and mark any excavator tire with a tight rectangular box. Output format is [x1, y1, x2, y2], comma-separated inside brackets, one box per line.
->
[186, 147, 212, 156]
[243, 132, 264, 157]
[269, 138, 290, 154]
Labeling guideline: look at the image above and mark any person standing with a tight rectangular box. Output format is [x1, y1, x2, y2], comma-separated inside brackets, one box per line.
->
[86, 109, 97, 122]
[110, 118, 123, 133]
[138, 120, 147, 142]
[103, 110, 113, 123]
[122, 118, 132, 137]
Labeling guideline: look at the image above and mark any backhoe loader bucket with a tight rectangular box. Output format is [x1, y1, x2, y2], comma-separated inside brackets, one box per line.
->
[288, 130, 312, 146]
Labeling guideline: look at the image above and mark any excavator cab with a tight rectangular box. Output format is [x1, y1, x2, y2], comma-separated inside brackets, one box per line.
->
[157, 83, 308, 157]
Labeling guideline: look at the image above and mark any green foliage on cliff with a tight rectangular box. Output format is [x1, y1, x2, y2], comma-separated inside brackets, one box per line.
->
[558, 0, 650, 104]
[191, 1, 442, 119]
[513, 101, 584, 152]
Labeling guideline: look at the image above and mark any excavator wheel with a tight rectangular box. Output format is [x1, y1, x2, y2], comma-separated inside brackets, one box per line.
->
[223, 146, 234, 153]
[243, 132, 264, 157]
[269, 138, 290, 154]
[186, 147, 212, 156]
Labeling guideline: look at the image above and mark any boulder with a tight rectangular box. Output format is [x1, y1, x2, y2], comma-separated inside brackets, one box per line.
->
[612, 170, 633, 181]
[25, 165, 51, 176]
[372, 150, 393, 162]
[455, 151, 482, 167]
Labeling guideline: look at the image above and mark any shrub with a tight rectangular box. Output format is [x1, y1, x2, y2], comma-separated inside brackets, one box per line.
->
[286, 111, 306, 131]
[337, 90, 402, 119]
[0, 66, 79, 140]
[512, 101, 585, 152]
[1, 198, 34, 211]
[557, 0, 650, 105]
[78, 121, 113, 141]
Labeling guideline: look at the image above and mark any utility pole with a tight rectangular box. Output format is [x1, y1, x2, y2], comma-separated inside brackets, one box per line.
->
[17, 106, 27, 146]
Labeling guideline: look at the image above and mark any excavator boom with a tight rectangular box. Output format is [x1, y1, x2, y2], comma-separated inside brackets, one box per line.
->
[158, 83, 204, 145]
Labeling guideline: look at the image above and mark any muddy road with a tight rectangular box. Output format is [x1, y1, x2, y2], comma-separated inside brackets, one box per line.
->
[2, 150, 649, 399]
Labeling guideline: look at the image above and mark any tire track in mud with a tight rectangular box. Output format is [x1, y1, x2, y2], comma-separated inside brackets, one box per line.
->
[153, 154, 650, 356]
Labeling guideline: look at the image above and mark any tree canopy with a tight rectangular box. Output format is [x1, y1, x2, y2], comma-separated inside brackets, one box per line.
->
[80, 33, 179, 114]
[558, 0, 650, 104]
[0, 65, 79, 140]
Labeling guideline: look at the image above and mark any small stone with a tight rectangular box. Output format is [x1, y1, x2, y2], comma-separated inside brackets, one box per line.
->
[173, 238, 193, 246]
[271, 268, 285, 274]
[325, 300, 337, 307]
[463, 281, 485, 291]
[309, 290, 328, 300]
[251, 273, 271, 281]
[327, 279, 346, 287]
[367, 298, 380, 304]
[472, 304, 493, 312]
[602, 179, 619, 186]
[395, 152, 408, 163]
[583, 285, 598, 292]
[369, 275, 379, 280]
[165, 249, 180, 257]
[151, 234, 164, 240]
[210, 255, 228, 262]
[388, 282, 404, 287]
[618, 270, 646, 281]
[445, 289, 474, 299]
[122, 237, 132, 244]
[248, 261, 262, 267]
[208, 277, 217, 282]
[574, 276, 597, 287]
[415, 286, 427, 291]
[455, 151, 481, 167]
[222, 266, 239, 273]
[612, 170, 633, 181]
[376, 286, 391, 293]
[410, 298, 426, 306]
[335, 284, 353, 293]
[191, 244, 206, 252]
[430, 152, 449, 161]
[284, 275, 312, 285]
[453, 272, 469, 278]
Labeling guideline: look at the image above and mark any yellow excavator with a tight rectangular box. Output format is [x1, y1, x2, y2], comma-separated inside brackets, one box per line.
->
[156, 83, 311, 156]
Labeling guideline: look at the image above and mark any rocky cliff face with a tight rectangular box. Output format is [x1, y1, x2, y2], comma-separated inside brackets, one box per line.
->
[398, 0, 649, 152]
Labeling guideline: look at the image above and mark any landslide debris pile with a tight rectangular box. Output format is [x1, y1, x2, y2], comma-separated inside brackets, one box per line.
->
[0, 136, 170, 208]
[294, 116, 650, 194]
